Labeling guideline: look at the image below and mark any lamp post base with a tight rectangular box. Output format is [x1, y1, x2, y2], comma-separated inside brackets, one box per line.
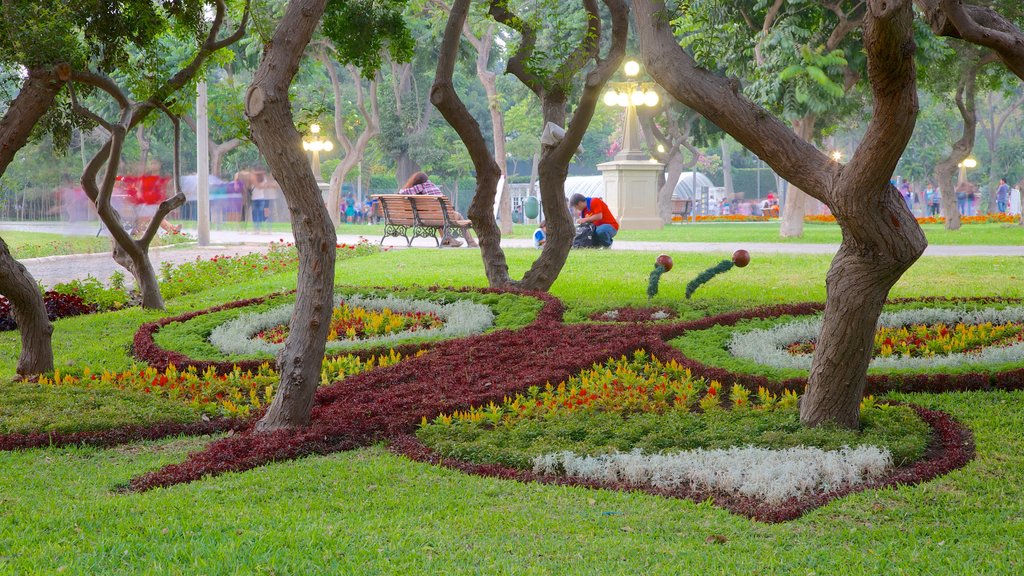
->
[598, 159, 665, 230]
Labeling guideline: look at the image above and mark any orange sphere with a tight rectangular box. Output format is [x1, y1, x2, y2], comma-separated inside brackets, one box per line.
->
[732, 249, 750, 267]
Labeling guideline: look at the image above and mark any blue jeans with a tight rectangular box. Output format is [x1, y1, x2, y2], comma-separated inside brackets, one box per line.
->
[594, 224, 617, 247]
[998, 200, 1008, 213]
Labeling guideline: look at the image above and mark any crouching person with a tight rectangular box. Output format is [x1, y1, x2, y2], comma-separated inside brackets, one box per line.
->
[569, 193, 619, 248]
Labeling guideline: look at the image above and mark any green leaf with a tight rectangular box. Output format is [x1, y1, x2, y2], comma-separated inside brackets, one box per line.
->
[778, 65, 804, 82]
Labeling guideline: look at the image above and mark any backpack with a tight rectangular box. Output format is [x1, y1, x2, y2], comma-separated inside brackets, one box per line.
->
[572, 223, 596, 248]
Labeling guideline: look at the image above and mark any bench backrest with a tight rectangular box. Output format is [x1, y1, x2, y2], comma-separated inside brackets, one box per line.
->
[408, 195, 451, 226]
[374, 194, 417, 226]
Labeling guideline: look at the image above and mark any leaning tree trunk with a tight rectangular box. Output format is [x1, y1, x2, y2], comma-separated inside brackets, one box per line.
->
[0, 238, 54, 377]
[801, 190, 925, 427]
[245, 0, 336, 432]
[779, 115, 816, 236]
[431, 0, 510, 285]
[800, 1, 927, 428]
[0, 67, 68, 376]
[111, 242, 165, 308]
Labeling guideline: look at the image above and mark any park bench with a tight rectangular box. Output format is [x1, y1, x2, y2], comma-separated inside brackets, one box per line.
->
[373, 194, 473, 247]
[671, 198, 693, 220]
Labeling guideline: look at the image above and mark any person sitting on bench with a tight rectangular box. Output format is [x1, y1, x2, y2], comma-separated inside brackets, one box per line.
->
[399, 172, 478, 247]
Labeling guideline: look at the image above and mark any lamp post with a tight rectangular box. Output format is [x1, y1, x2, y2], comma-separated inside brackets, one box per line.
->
[302, 123, 333, 182]
[602, 60, 660, 161]
[957, 157, 977, 185]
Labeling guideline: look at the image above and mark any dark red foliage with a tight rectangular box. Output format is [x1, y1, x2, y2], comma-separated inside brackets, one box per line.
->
[0, 418, 244, 452]
[0, 291, 96, 331]
[588, 306, 678, 323]
[390, 404, 973, 523]
[132, 286, 563, 374]
[128, 320, 664, 491]
[11, 289, 993, 521]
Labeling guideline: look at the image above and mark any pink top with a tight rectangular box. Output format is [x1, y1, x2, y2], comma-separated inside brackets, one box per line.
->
[398, 181, 443, 196]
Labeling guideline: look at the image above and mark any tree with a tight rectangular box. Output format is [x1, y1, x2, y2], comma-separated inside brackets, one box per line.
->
[930, 49, 996, 230]
[679, 1, 867, 237]
[245, 0, 412, 432]
[979, 87, 1024, 212]
[317, 43, 382, 227]
[0, 1, 230, 373]
[916, 1, 1024, 80]
[432, 0, 514, 234]
[635, 0, 927, 428]
[432, 0, 628, 290]
[638, 104, 702, 223]
[69, 1, 249, 309]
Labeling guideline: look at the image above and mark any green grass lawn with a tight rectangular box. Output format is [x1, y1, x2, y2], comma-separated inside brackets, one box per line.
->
[1, 249, 1023, 573]
[1, 230, 114, 258]
[1, 229, 193, 259]
[615, 221, 1024, 245]
[181, 218, 1024, 245]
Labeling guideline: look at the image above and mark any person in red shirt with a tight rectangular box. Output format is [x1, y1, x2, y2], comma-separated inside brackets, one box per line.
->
[569, 193, 618, 247]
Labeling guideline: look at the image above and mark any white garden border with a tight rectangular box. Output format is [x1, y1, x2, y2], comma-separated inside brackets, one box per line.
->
[728, 306, 1024, 370]
[209, 294, 494, 356]
[533, 445, 893, 504]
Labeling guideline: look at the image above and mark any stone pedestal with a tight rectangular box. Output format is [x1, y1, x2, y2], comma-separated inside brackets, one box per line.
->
[597, 159, 664, 230]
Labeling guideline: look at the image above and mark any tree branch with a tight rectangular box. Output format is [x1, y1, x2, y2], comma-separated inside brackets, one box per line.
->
[634, 0, 832, 201]
[916, 0, 1024, 80]
[488, 0, 544, 96]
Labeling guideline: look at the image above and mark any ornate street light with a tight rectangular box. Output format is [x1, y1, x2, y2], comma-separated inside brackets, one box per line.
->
[302, 123, 334, 181]
[957, 157, 978, 184]
[602, 60, 660, 161]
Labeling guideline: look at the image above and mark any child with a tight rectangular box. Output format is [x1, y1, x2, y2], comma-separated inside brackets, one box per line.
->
[533, 221, 546, 248]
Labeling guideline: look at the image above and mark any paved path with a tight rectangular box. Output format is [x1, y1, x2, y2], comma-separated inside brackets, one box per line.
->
[3, 220, 1022, 287]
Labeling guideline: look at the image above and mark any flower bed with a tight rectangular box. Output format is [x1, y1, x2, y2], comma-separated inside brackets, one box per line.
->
[416, 353, 930, 470]
[135, 287, 553, 373]
[662, 298, 1024, 395]
[35, 351, 403, 419]
[588, 306, 678, 323]
[6, 289, 985, 521]
[158, 239, 379, 299]
[208, 295, 493, 356]
[0, 291, 95, 331]
[394, 404, 973, 523]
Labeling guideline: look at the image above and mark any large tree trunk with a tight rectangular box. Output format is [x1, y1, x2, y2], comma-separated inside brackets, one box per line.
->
[635, 0, 924, 429]
[0, 68, 67, 376]
[0, 238, 54, 377]
[800, 1, 926, 428]
[245, 0, 336, 432]
[801, 189, 925, 427]
[779, 115, 815, 237]
[113, 242, 166, 308]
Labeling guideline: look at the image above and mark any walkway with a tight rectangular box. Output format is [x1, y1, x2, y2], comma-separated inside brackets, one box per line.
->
[3, 220, 1021, 287]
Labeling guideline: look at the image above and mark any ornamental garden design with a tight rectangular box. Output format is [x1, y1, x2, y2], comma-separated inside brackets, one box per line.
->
[7, 248, 1013, 522]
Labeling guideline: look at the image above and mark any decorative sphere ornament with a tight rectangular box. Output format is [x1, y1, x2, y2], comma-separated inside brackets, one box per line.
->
[732, 249, 750, 268]
[656, 254, 673, 272]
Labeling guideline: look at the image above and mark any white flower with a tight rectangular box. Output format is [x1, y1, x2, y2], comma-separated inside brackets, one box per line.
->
[209, 295, 494, 356]
[533, 445, 893, 504]
[728, 306, 1024, 371]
